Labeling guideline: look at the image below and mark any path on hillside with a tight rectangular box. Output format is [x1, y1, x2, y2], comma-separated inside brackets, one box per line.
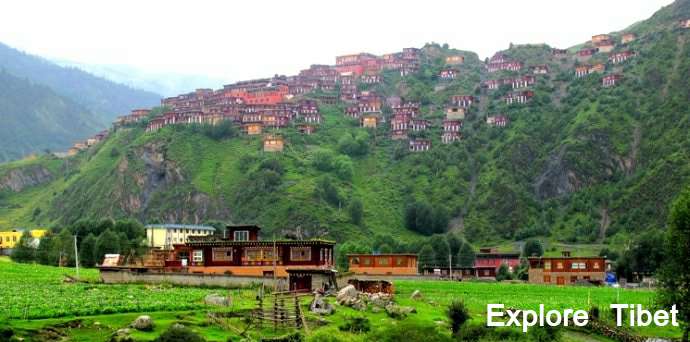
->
[662, 35, 686, 97]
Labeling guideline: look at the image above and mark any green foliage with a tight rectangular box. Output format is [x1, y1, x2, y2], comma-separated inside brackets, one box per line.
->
[337, 132, 369, 157]
[78, 233, 97, 267]
[658, 187, 690, 339]
[522, 239, 544, 257]
[446, 300, 470, 334]
[348, 198, 363, 225]
[368, 321, 450, 342]
[95, 229, 120, 263]
[314, 176, 341, 207]
[10, 231, 35, 263]
[615, 230, 665, 280]
[338, 315, 370, 333]
[456, 242, 476, 268]
[495, 264, 512, 281]
[405, 201, 449, 235]
[153, 324, 205, 342]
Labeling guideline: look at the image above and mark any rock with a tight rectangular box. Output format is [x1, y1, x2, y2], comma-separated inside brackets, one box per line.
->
[368, 293, 392, 308]
[131, 315, 154, 331]
[371, 306, 382, 313]
[352, 300, 368, 311]
[109, 328, 134, 342]
[310, 294, 335, 315]
[410, 290, 423, 300]
[385, 304, 417, 319]
[204, 293, 230, 306]
[336, 285, 358, 305]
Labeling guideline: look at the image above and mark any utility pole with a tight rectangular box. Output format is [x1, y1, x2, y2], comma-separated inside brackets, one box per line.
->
[448, 251, 453, 281]
[273, 234, 277, 292]
[73, 235, 80, 280]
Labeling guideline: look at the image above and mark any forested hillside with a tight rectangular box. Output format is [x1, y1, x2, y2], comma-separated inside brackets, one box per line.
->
[1, 0, 689, 259]
[0, 70, 101, 161]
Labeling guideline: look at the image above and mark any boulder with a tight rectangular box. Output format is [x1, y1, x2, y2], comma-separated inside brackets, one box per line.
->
[410, 290, 423, 300]
[310, 294, 335, 315]
[385, 304, 417, 319]
[204, 293, 231, 307]
[336, 285, 358, 305]
[131, 315, 153, 331]
[109, 328, 134, 342]
[368, 293, 392, 308]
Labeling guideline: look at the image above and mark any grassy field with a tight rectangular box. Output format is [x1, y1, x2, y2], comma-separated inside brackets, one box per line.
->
[0, 258, 681, 341]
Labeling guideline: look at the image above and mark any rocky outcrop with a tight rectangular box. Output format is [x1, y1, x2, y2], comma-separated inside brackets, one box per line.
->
[0, 165, 53, 192]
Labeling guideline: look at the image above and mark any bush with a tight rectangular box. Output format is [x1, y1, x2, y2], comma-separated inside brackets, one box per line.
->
[348, 198, 363, 225]
[522, 239, 544, 257]
[368, 321, 450, 342]
[338, 316, 370, 333]
[495, 264, 512, 281]
[447, 300, 470, 334]
[153, 324, 205, 342]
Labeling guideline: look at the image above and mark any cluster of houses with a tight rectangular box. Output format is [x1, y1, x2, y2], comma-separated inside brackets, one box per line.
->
[574, 33, 639, 88]
[100, 224, 611, 291]
[486, 53, 523, 73]
[66, 129, 110, 156]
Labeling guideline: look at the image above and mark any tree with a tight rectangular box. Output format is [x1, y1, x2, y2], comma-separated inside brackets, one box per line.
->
[430, 235, 450, 267]
[658, 188, 690, 342]
[55, 229, 75, 266]
[522, 239, 544, 257]
[79, 233, 97, 267]
[446, 233, 462, 257]
[10, 231, 35, 263]
[496, 263, 512, 281]
[457, 241, 476, 268]
[95, 229, 120, 264]
[349, 198, 364, 225]
[154, 324, 205, 342]
[314, 176, 341, 207]
[36, 232, 57, 265]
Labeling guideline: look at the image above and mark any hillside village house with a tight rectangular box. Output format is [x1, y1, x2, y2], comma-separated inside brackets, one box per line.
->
[445, 106, 466, 120]
[243, 123, 263, 135]
[450, 95, 475, 108]
[576, 48, 598, 60]
[528, 252, 606, 285]
[594, 39, 615, 53]
[421, 247, 520, 279]
[575, 66, 590, 78]
[409, 139, 431, 152]
[486, 115, 509, 127]
[484, 79, 502, 90]
[531, 65, 549, 74]
[360, 114, 380, 128]
[297, 124, 316, 135]
[348, 254, 418, 276]
[441, 131, 461, 144]
[552, 48, 568, 57]
[680, 19, 690, 28]
[510, 75, 536, 89]
[360, 74, 381, 84]
[439, 68, 459, 80]
[609, 51, 635, 64]
[263, 135, 285, 152]
[445, 55, 464, 65]
[591, 34, 611, 44]
[145, 224, 215, 249]
[621, 33, 636, 44]
[602, 74, 623, 88]
[392, 102, 421, 117]
[504, 91, 534, 105]
[411, 119, 430, 131]
[486, 61, 523, 73]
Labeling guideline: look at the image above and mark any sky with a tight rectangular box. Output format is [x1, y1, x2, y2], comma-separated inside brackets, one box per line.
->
[0, 0, 674, 85]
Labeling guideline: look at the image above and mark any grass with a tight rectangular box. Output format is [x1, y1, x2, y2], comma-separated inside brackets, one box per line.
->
[0, 259, 682, 341]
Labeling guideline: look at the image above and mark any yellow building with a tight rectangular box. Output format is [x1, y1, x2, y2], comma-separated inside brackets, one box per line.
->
[263, 135, 285, 152]
[145, 224, 215, 249]
[360, 114, 379, 128]
[0, 229, 47, 249]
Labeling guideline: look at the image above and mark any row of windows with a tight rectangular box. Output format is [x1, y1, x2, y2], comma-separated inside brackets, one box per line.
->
[544, 261, 600, 270]
[351, 257, 411, 267]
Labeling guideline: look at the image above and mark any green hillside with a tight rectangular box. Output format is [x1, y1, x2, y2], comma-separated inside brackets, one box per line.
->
[1, 0, 689, 256]
[0, 70, 102, 161]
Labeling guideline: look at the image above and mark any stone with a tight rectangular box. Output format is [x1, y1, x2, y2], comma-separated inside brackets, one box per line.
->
[310, 294, 335, 315]
[352, 300, 368, 311]
[204, 293, 231, 307]
[109, 328, 134, 342]
[410, 290, 423, 300]
[336, 285, 358, 305]
[385, 304, 417, 319]
[131, 315, 153, 331]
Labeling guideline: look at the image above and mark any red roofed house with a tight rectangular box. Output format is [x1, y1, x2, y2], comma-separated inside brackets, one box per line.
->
[531, 65, 549, 74]
[442, 119, 462, 144]
[577, 48, 598, 60]
[409, 139, 431, 152]
[451, 95, 475, 108]
[511, 75, 535, 89]
[473, 248, 521, 277]
[486, 115, 509, 127]
[439, 68, 459, 80]
[591, 34, 611, 44]
[504, 91, 534, 105]
[411, 119, 430, 132]
[602, 74, 623, 88]
[609, 51, 635, 64]
[594, 39, 615, 53]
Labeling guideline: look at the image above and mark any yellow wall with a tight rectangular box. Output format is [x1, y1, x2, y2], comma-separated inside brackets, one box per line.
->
[145, 227, 214, 249]
[0, 230, 46, 249]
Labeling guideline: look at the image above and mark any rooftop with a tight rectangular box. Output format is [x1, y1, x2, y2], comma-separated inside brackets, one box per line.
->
[145, 224, 216, 231]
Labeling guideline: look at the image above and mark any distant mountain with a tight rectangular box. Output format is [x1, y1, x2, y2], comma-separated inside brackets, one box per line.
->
[0, 70, 101, 161]
[0, 42, 161, 124]
[53, 60, 228, 98]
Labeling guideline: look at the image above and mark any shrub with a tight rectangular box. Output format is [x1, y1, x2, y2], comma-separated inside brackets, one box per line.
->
[338, 316, 370, 333]
[368, 321, 450, 342]
[153, 324, 205, 342]
[495, 264, 512, 281]
[447, 300, 470, 334]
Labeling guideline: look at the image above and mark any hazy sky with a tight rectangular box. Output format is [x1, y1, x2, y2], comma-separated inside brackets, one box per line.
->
[0, 0, 674, 84]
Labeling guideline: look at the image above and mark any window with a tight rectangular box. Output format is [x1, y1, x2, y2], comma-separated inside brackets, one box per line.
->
[245, 249, 261, 261]
[544, 261, 551, 270]
[351, 257, 360, 265]
[212, 248, 233, 261]
[557, 262, 564, 269]
[192, 250, 203, 262]
[395, 257, 406, 267]
[593, 262, 600, 269]
[290, 247, 311, 261]
[571, 263, 579, 270]
[363, 257, 372, 266]
[378, 257, 390, 266]
[234, 230, 249, 241]
[544, 275, 551, 283]
[12, 236, 17, 242]
[579, 263, 586, 269]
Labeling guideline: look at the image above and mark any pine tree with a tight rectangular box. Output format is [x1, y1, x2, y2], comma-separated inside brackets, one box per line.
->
[79, 233, 97, 267]
[457, 242, 476, 268]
